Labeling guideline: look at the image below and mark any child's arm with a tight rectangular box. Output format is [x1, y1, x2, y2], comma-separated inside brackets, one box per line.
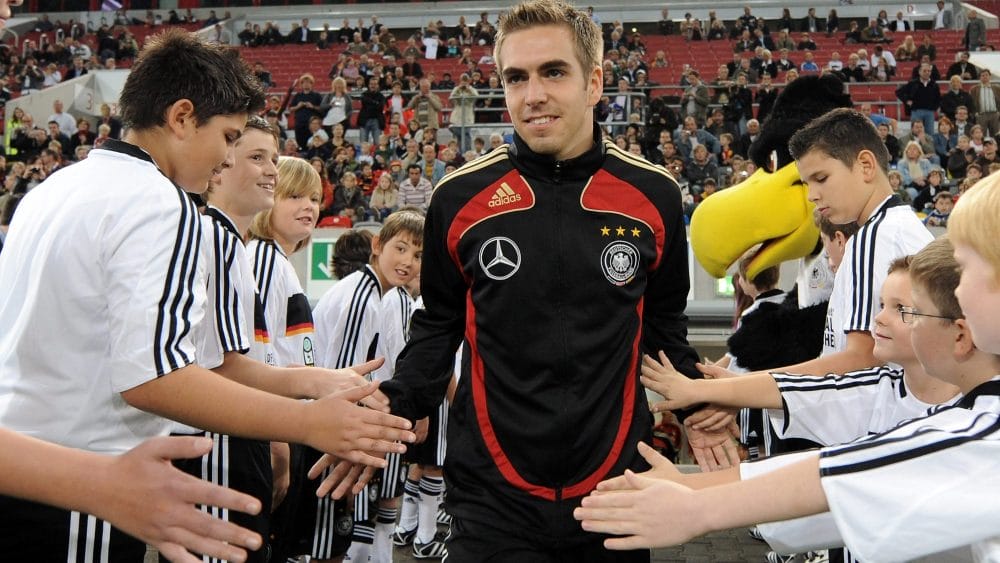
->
[574, 451, 827, 550]
[0, 430, 263, 562]
[593, 442, 742, 492]
[697, 332, 876, 394]
[642, 351, 783, 411]
[122, 364, 415, 476]
[214, 352, 387, 403]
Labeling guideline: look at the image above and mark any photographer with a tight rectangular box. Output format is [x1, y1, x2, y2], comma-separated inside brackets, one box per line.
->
[448, 73, 478, 151]
[17, 57, 45, 94]
[10, 114, 46, 163]
[15, 158, 47, 193]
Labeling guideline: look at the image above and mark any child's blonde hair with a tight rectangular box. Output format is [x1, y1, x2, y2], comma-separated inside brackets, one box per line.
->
[249, 156, 322, 252]
[949, 175, 1000, 279]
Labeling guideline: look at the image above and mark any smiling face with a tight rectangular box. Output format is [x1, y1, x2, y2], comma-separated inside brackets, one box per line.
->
[498, 24, 602, 161]
[216, 127, 278, 218]
[872, 270, 918, 365]
[372, 232, 422, 290]
[271, 190, 319, 248]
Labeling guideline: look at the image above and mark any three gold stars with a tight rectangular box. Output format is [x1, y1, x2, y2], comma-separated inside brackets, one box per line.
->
[600, 225, 642, 238]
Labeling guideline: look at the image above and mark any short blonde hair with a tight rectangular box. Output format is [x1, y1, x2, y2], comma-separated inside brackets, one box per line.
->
[494, 0, 602, 81]
[949, 174, 1000, 278]
[249, 156, 322, 253]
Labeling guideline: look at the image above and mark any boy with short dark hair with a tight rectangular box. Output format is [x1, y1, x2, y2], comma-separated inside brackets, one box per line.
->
[697, 109, 934, 437]
[0, 30, 413, 561]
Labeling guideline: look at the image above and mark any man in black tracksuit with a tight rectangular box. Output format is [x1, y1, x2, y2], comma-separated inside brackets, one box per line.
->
[380, 1, 708, 560]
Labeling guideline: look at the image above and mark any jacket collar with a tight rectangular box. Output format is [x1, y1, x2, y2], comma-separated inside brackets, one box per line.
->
[508, 122, 606, 183]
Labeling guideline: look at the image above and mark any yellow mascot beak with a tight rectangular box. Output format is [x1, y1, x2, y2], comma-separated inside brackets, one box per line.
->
[690, 162, 818, 280]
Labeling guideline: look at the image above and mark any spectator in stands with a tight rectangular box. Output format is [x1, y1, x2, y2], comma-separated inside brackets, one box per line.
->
[894, 35, 917, 62]
[237, 23, 254, 46]
[331, 171, 368, 221]
[406, 78, 442, 130]
[775, 49, 796, 73]
[933, 116, 958, 163]
[769, 31, 791, 52]
[840, 53, 866, 82]
[976, 136, 1000, 170]
[965, 10, 986, 52]
[400, 53, 423, 81]
[722, 73, 753, 135]
[41, 63, 61, 88]
[369, 169, 399, 221]
[358, 76, 387, 146]
[738, 6, 757, 33]
[861, 19, 891, 44]
[449, 73, 478, 150]
[889, 11, 912, 33]
[843, 21, 862, 45]
[303, 116, 332, 162]
[970, 69, 1000, 137]
[877, 122, 901, 164]
[753, 29, 774, 51]
[706, 19, 726, 41]
[756, 49, 778, 79]
[734, 30, 754, 53]
[674, 115, 720, 162]
[658, 8, 674, 35]
[773, 8, 792, 34]
[899, 140, 933, 199]
[418, 143, 446, 186]
[800, 51, 819, 73]
[756, 74, 778, 122]
[969, 124, 987, 153]
[116, 31, 139, 61]
[947, 52, 979, 81]
[900, 120, 938, 163]
[92, 123, 112, 149]
[916, 34, 937, 62]
[800, 8, 820, 33]
[684, 144, 718, 194]
[870, 45, 896, 74]
[941, 76, 975, 122]
[18, 57, 45, 94]
[46, 99, 76, 137]
[69, 119, 95, 154]
[397, 163, 433, 211]
[908, 55, 940, 82]
[680, 70, 710, 126]
[43, 120, 70, 155]
[897, 64, 941, 134]
[867, 56, 893, 82]
[288, 74, 323, 149]
[290, 18, 313, 44]
[933, 1, 953, 30]
[797, 32, 817, 51]
[736, 118, 760, 158]
[947, 137, 973, 179]
[953, 105, 974, 138]
[826, 51, 844, 72]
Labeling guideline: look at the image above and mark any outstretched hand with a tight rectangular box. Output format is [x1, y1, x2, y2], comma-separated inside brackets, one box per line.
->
[685, 414, 741, 472]
[304, 382, 415, 467]
[575, 470, 708, 550]
[307, 455, 379, 499]
[310, 358, 390, 411]
[641, 351, 700, 411]
[100, 436, 263, 563]
[595, 442, 685, 492]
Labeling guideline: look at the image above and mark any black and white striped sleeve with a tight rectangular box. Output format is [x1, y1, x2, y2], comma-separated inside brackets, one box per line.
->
[768, 367, 901, 445]
[819, 402, 1000, 561]
[106, 187, 204, 387]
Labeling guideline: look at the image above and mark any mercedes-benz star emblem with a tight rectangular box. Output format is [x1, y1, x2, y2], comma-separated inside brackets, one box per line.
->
[478, 237, 521, 280]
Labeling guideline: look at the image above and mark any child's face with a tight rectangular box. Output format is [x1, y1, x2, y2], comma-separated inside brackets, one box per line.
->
[217, 128, 278, 217]
[967, 167, 982, 180]
[872, 271, 918, 365]
[954, 242, 1000, 354]
[909, 279, 959, 381]
[178, 113, 247, 194]
[271, 190, 320, 248]
[797, 149, 870, 225]
[934, 196, 953, 214]
[373, 232, 422, 289]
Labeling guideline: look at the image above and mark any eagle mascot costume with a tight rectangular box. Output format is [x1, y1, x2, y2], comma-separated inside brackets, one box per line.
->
[690, 74, 853, 373]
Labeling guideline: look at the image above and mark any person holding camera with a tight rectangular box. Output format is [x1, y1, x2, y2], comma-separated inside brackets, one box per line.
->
[17, 56, 44, 94]
[448, 73, 478, 152]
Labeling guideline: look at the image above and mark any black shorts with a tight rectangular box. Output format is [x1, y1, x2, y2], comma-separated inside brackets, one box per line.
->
[170, 432, 273, 563]
[445, 516, 650, 563]
[290, 445, 353, 559]
[406, 398, 449, 467]
[0, 494, 145, 562]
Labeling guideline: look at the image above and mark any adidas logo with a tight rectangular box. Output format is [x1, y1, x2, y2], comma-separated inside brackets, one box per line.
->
[489, 182, 522, 208]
